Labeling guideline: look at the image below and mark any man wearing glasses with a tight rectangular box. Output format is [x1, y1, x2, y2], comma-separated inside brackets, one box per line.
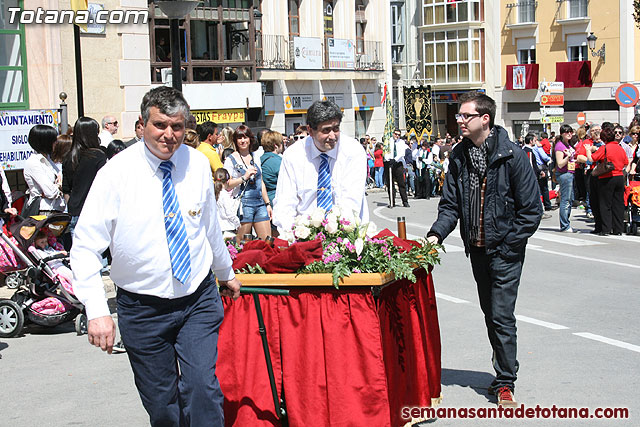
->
[426, 92, 542, 408]
[99, 115, 119, 147]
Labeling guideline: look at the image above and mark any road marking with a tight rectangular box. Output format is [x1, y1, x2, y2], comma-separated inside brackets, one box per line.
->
[406, 233, 464, 252]
[528, 246, 640, 269]
[601, 234, 640, 242]
[530, 231, 605, 246]
[435, 293, 470, 304]
[515, 315, 569, 330]
[373, 206, 430, 232]
[573, 332, 640, 353]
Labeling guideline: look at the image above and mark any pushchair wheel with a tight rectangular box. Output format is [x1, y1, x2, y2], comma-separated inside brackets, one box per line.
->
[75, 313, 88, 335]
[0, 299, 24, 338]
[4, 272, 24, 290]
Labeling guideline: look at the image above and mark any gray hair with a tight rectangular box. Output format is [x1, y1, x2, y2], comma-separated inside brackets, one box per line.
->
[140, 86, 190, 125]
[101, 116, 114, 129]
[306, 100, 343, 130]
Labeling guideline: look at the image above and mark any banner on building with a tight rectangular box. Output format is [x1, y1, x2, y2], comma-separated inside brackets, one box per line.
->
[328, 38, 355, 70]
[382, 85, 394, 156]
[403, 85, 432, 140]
[512, 66, 526, 90]
[0, 110, 59, 170]
[293, 37, 323, 70]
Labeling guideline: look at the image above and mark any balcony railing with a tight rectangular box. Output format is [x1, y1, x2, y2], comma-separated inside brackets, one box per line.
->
[257, 34, 292, 69]
[506, 1, 537, 26]
[355, 41, 384, 71]
[257, 35, 383, 71]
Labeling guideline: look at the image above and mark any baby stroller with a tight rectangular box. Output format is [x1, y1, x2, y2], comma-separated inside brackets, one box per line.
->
[624, 181, 640, 235]
[0, 213, 86, 338]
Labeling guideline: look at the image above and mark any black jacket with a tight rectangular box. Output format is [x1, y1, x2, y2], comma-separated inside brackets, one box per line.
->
[428, 126, 542, 258]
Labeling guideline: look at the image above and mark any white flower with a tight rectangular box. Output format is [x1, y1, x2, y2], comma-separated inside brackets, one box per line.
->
[328, 206, 342, 218]
[355, 238, 364, 256]
[294, 214, 309, 227]
[310, 207, 325, 227]
[294, 224, 311, 239]
[281, 230, 295, 243]
[342, 211, 356, 232]
[326, 211, 339, 226]
[364, 221, 378, 238]
[325, 218, 339, 234]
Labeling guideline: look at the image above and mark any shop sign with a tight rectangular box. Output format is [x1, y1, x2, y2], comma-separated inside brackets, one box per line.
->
[0, 109, 59, 169]
[192, 109, 245, 124]
[540, 116, 564, 124]
[540, 94, 564, 106]
[327, 38, 355, 70]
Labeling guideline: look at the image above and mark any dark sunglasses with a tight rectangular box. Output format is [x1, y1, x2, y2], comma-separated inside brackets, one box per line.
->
[293, 135, 305, 140]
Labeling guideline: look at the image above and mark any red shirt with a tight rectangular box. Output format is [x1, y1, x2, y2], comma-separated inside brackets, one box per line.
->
[576, 139, 593, 169]
[374, 149, 384, 167]
[540, 138, 551, 155]
[591, 141, 628, 179]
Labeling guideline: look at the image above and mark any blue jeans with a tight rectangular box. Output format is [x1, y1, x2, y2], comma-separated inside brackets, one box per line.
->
[117, 272, 225, 426]
[407, 166, 415, 193]
[557, 172, 574, 231]
[470, 246, 525, 391]
[374, 166, 384, 188]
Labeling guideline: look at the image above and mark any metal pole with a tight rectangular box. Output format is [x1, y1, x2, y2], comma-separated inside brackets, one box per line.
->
[73, 24, 84, 117]
[170, 18, 182, 91]
[59, 92, 68, 135]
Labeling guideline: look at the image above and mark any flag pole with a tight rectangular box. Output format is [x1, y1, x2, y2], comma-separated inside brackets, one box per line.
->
[73, 23, 85, 117]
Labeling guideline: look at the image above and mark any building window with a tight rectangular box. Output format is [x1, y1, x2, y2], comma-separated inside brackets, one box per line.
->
[0, 0, 28, 109]
[567, 34, 587, 61]
[149, 1, 256, 84]
[422, 28, 483, 84]
[391, 2, 404, 64]
[568, 0, 587, 18]
[423, 0, 482, 26]
[518, 48, 536, 64]
[517, 0, 536, 23]
[568, 45, 587, 61]
[288, 0, 299, 38]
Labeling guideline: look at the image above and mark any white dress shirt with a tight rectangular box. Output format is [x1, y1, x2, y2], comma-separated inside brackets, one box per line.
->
[22, 153, 65, 211]
[272, 135, 368, 233]
[99, 129, 114, 147]
[1, 167, 12, 204]
[393, 139, 409, 166]
[71, 142, 234, 320]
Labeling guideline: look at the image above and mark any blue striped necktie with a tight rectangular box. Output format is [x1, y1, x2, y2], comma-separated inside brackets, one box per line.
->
[159, 161, 191, 285]
[317, 153, 332, 211]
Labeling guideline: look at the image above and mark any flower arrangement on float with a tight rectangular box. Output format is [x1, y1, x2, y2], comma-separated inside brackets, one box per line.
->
[227, 206, 441, 288]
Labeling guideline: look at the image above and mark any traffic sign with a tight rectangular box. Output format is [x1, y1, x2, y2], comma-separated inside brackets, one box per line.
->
[540, 81, 564, 94]
[540, 116, 564, 124]
[540, 94, 564, 106]
[540, 107, 564, 116]
[577, 112, 586, 125]
[615, 84, 639, 107]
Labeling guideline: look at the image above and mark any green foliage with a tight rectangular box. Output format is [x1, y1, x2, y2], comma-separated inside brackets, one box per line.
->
[635, 1, 640, 29]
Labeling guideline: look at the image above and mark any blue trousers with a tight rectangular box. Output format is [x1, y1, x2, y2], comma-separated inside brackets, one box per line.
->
[117, 272, 225, 427]
[470, 246, 525, 391]
[557, 172, 574, 231]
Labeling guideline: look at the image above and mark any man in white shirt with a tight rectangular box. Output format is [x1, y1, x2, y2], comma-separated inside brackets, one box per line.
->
[71, 87, 241, 426]
[99, 115, 118, 147]
[390, 129, 410, 208]
[273, 100, 368, 234]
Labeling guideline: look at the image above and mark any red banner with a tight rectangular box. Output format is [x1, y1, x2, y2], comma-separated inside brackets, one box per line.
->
[506, 64, 539, 90]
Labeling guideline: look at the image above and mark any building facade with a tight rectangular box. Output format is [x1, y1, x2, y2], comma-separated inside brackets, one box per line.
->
[497, 0, 640, 137]
[1, 0, 391, 143]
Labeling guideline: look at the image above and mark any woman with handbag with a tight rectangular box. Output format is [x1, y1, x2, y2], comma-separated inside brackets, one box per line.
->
[23, 125, 66, 215]
[223, 125, 272, 240]
[554, 125, 577, 232]
[586, 126, 628, 236]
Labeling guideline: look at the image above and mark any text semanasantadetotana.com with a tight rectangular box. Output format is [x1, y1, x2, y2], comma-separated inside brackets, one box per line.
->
[401, 405, 629, 420]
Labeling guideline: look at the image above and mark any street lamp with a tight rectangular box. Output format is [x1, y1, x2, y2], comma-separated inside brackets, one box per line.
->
[586, 32, 605, 63]
[156, 1, 199, 91]
[253, 9, 263, 34]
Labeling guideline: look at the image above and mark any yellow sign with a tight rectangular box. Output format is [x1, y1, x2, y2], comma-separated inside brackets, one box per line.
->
[192, 109, 245, 125]
[540, 116, 564, 124]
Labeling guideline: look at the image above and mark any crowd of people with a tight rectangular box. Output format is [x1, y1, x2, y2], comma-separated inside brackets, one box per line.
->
[518, 119, 640, 235]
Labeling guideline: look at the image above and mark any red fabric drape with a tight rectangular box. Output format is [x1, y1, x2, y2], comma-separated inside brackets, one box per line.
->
[556, 61, 592, 88]
[217, 270, 441, 426]
[505, 64, 539, 90]
[378, 268, 441, 426]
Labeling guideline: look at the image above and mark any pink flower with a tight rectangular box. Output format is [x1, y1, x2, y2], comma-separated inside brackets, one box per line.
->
[344, 241, 356, 252]
[315, 232, 326, 241]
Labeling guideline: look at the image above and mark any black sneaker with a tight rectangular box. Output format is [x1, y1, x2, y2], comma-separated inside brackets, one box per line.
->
[112, 340, 127, 354]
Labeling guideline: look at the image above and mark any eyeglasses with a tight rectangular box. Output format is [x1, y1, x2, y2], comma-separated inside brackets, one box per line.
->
[632, 133, 639, 136]
[293, 135, 306, 140]
[107, 121, 119, 126]
[455, 113, 481, 121]
[615, 130, 624, 135]
[562, 130, 574, 134]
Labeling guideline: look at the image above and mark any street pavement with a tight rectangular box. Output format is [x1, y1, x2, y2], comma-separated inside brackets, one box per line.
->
[0, 191, 637, 426]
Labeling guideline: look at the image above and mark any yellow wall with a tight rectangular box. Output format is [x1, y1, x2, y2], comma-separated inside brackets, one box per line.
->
[500, 0, 621, 86]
